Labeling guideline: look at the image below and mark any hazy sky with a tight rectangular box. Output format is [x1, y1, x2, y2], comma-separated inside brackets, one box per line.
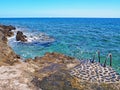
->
[0, 0, 120, 17]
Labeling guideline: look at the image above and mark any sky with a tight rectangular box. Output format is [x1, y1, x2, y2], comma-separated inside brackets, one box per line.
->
[0, 0, 120, 18]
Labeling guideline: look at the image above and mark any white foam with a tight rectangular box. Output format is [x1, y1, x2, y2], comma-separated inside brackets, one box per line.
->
[8, 27, 55, 44]
[26, 32, 55, 43]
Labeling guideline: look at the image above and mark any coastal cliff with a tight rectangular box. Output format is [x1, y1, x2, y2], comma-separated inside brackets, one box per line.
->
[0, 25, 120, 90]
[0, 25, 20, 65]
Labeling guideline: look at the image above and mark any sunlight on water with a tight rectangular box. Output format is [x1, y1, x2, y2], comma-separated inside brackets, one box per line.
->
[0, 18, 120, 73]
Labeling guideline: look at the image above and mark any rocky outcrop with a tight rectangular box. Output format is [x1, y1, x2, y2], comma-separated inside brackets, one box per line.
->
[0, 51, 120, 90]
[16, 31, 27, 42]
[0, 25, 15, 37]
[0, 25, 20, 65]
[0, 25, 16, 30]
[27, 52, 120, 90]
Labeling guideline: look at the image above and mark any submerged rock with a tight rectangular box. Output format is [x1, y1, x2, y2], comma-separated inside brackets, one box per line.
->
[16, 31, 27, 42]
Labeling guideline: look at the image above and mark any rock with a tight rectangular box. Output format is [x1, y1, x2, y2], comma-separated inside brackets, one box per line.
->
[0, 25, 16, 30]
[27, 52, 80, 70]
[0, 25, 15, 37]
[16, 31, 27, 42]
[0, 25, 20, 66]
[0, 63, 38, 90]
[31, 70, 78, 90]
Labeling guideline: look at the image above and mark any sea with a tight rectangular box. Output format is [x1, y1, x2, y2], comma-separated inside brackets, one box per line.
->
[0, 18, 120, 73]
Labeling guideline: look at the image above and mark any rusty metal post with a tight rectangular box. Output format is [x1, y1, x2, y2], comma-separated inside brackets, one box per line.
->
[109, 53, 112, 67]
[92, 54, 95, 63]
[103, 54, 109, 67]
[98, 50, 100, 63]
[103, 58, 107, 67]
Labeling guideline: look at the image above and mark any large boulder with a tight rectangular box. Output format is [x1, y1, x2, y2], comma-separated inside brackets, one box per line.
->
[16, 31, 27, 42]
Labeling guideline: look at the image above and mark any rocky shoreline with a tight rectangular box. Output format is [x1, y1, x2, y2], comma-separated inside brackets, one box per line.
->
[0, 24, 120, 90]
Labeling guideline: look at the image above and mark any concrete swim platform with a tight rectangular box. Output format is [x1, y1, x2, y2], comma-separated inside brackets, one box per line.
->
[70, 60, 120, 83]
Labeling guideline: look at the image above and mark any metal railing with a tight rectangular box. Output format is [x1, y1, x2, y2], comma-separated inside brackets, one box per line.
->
[90, 51, 112, 67]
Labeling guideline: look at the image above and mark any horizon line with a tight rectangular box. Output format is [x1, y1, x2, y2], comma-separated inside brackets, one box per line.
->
[0, 17, 120, 19]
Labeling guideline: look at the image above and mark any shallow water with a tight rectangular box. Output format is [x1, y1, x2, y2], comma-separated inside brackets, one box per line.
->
[0, 18, 120, 72]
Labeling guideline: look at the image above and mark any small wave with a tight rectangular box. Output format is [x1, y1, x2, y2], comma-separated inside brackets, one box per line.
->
[8, 27, 55, 45]
[26, 32, 55, 44]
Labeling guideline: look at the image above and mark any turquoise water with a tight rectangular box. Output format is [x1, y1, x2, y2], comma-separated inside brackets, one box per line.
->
[0, 18, 120, 72]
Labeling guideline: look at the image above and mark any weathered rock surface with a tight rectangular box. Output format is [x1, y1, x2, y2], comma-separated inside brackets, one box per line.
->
[0, 24, 120, 90]
[0, 25, 16, 30]
[16, 31, 27, 42]
[32, 70, 78, 90]
[0, 25, 20, 66]
[0, 63, 37, 90]
[0, 25, 15, 37]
